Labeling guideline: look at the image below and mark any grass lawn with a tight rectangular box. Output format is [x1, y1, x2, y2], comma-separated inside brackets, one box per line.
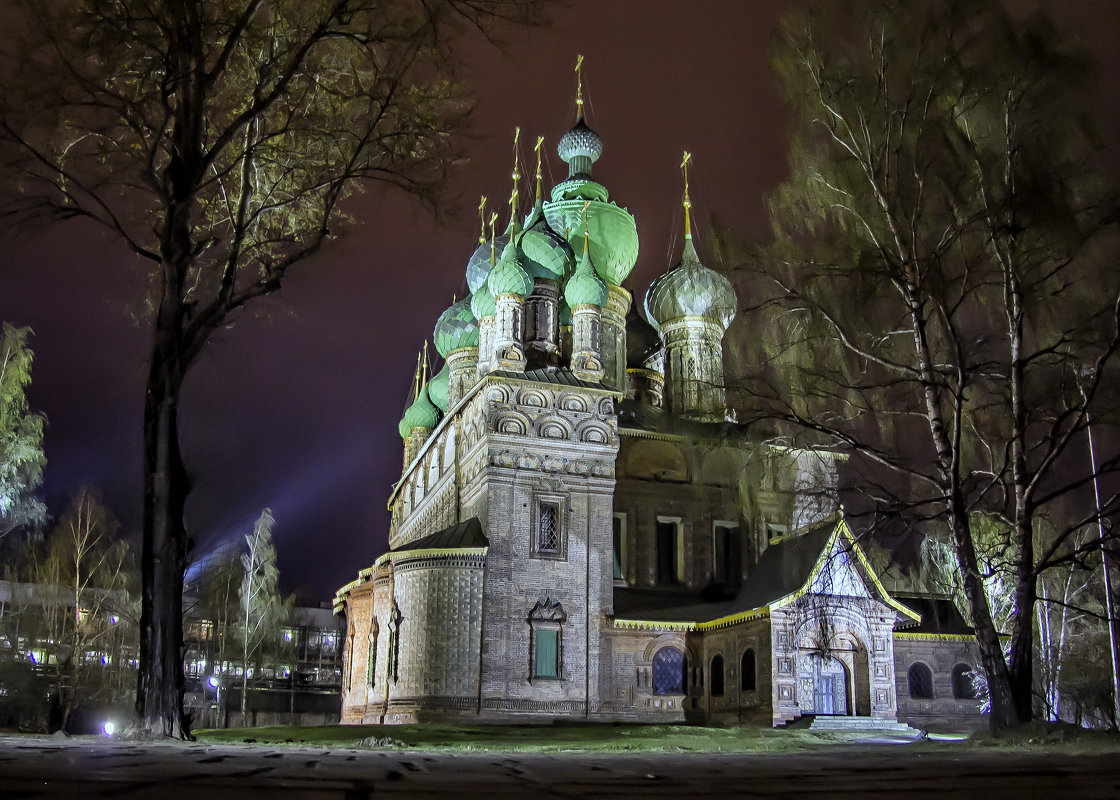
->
[194, 722, 916, 753]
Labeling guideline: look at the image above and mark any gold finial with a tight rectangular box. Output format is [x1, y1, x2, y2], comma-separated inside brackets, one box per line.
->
[680, 150, 693, 238]
[412, 349, 422, 400]
[421, 341, 430, 387]
[534, 136, 544, 202]
[509, 127, 522, 223]
[477, 196, 487, 244]
[488, 212, 498, 266]
[575, 54, 585, 121]
[581, 200, 592, 256]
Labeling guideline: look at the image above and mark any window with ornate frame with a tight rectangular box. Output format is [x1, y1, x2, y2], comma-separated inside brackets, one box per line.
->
[527, 596, 566, 681]
[652, 646, 686, 695]
[531, 492, 568, 559]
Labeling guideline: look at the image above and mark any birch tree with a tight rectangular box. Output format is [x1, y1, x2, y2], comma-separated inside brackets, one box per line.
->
[237, 508, 288, 726]
[0, 0, 541, 738]
[33, 488, 136, 729]
[740, 0, 1120, 729]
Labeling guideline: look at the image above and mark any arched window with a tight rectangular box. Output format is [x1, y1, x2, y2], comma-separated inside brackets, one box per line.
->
[908, 662, 933, 699]
[741, 649, 756, 691]
[711, 654, 725, 697]
[652, 647, 685, 695]
[952, 663, 977, 699]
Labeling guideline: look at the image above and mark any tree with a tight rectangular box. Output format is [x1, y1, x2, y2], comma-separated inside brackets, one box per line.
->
[737, 0, 1120, 729]
[0, 0, 540, 737]
[237, 508, 288, 726]
[0, 323, 46, 539]
[31, 488, 137, 730]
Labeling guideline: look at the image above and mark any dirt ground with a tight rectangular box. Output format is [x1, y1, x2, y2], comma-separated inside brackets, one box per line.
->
[1, 733, 1118, 798]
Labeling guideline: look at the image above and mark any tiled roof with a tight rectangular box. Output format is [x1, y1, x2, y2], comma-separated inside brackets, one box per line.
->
[892, 595, 975, 635]
[393, 517, 488, 552]
[492, 367, 608, 390]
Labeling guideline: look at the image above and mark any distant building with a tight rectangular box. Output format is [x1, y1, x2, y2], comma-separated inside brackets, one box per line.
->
[183, 601, 344, 728]
[0, 579, 137, 730]
[334, 74, 984, 731]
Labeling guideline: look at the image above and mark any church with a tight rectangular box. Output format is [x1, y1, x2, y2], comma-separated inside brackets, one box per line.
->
[334, 68, 984, 731]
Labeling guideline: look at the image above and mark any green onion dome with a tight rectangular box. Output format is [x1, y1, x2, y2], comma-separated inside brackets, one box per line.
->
[398, 384, 440, 439]
[427, 363, 449, 412]
[626, 302, 661, 367]
[644, 237, 737, 332]
[563, 248, 608, 308]
[520, 203, 575, 281]
[486, 239, 533, 298]
[543, 198, 638, 287]
[470, 281, 496, 319]
[466, 234, 509, 293]
[433, 297, 478, 357]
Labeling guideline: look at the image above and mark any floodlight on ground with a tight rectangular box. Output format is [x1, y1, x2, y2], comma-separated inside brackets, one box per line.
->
[102, 721, 115, 737]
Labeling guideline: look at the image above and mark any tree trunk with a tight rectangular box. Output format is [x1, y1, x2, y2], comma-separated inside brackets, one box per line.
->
[946, 496, 1021, 730]
[135, 304, 192, 739]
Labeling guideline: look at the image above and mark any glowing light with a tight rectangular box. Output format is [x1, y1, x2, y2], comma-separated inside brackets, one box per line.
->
[102, 721, 116, 736]
[110, 615, 120, 625]
[207, 675, 220, 689]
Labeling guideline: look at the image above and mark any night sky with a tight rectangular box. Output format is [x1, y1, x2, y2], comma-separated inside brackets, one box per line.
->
[1, 1, 1118, 603]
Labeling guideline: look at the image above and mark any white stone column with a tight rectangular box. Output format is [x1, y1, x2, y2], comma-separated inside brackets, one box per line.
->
[571, 304, 605, 382]
[492, 293, 527, 372]
[446, 346, 478, 407]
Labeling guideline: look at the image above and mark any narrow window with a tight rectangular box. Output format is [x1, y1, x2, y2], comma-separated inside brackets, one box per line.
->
[534, 629, 559, 678]
[908, 662, 933, 699]
[652, 647, 685, 695]
[387, 604, 402, 683]
[711, 654, 725, 697]
[952, 663, 977, 699]
[741, 649, 756, 691]
[712, 523, 741, 586]
[612, 514, 626, 580]
[366, 619, 378, 687]
[539, 502, 560, 553]
[657, 518, 682, 584]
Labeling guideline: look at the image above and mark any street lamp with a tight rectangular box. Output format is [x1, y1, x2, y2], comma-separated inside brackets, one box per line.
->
[207, 674, 227, 728]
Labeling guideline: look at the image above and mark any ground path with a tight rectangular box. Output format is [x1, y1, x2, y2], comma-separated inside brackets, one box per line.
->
[1, 734, 1117, 798]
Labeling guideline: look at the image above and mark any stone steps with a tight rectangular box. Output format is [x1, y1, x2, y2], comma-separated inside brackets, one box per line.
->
[808, 715, 924, 735]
